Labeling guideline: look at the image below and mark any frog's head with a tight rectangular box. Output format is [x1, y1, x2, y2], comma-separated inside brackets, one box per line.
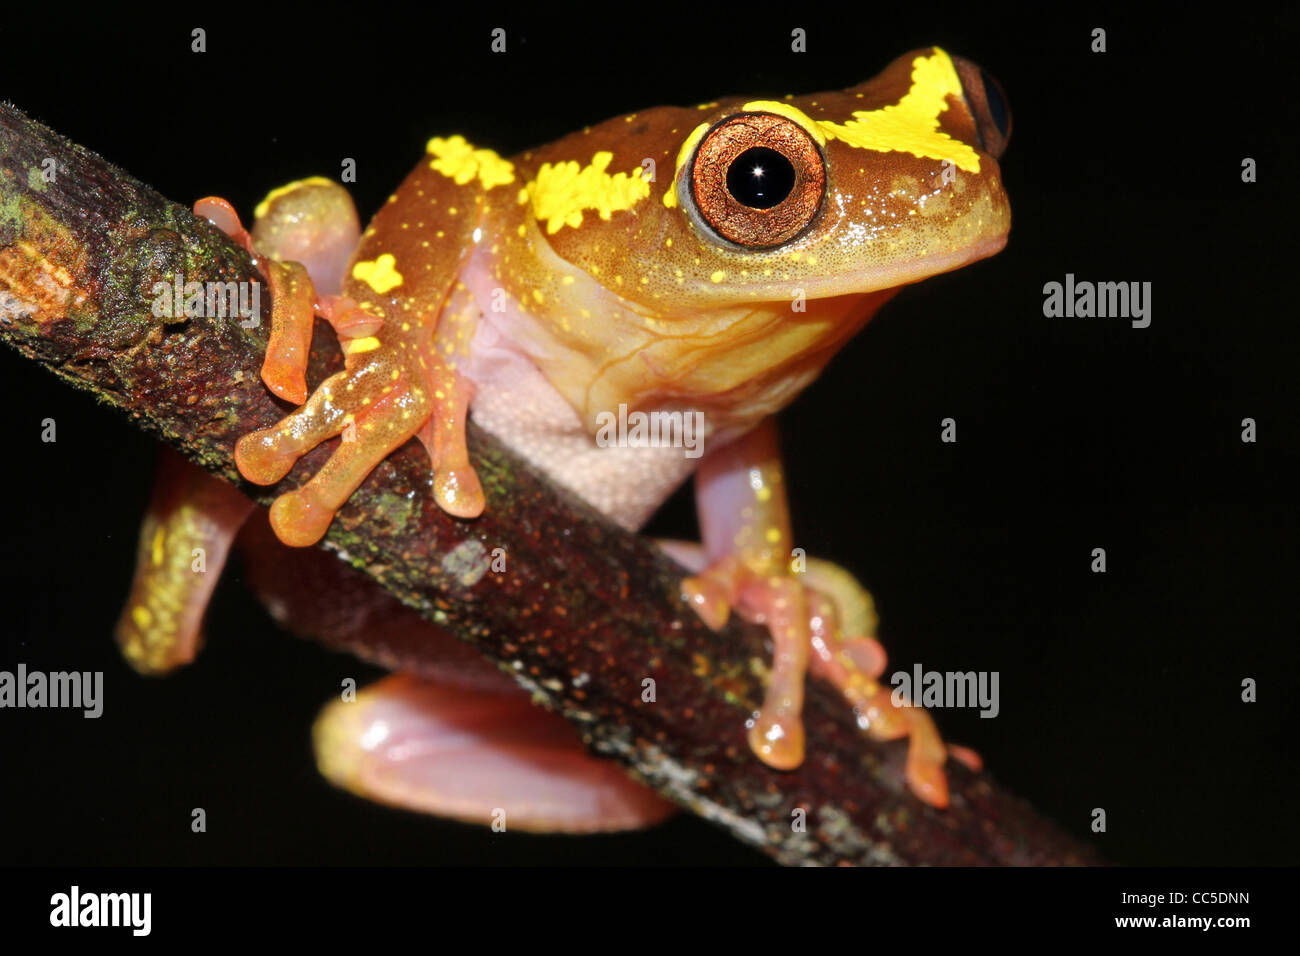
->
[516, 47, 1011, 430]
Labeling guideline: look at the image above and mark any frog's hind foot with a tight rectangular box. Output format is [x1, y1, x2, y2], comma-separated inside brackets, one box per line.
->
[313, 673, 675, 833]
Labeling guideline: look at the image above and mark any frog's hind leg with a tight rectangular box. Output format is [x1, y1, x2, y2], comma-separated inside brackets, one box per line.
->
[115, 447, 254, 674]
[233, 517, 675, 833]
[313, 674, 676, 833]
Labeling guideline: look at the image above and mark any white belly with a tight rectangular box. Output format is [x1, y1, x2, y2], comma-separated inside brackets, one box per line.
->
[458, 285, 702, 532]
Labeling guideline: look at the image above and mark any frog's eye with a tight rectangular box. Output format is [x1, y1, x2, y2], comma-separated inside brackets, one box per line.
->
[953, 56, 1012, 158]
[689, 113, 825, 248]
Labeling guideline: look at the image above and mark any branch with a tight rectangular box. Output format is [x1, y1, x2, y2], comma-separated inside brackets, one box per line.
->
[0, 103, 1099, 866]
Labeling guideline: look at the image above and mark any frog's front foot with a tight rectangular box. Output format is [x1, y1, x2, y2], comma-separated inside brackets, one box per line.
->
[233, 312, 485, 545]
[668, 542, 975, 807]
[197, 190, 484, 547]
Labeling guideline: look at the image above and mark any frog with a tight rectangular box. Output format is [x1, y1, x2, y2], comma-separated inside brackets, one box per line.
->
[116, 46, 1010, 832]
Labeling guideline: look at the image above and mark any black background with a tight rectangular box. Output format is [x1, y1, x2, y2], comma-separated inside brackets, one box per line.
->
[0, 6, 1295, 867]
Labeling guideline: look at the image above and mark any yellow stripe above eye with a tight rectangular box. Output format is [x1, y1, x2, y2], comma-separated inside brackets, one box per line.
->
[747, 49, 981, 173]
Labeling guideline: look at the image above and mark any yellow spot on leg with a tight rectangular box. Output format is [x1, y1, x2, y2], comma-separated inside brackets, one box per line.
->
[352, 254, 403, 294]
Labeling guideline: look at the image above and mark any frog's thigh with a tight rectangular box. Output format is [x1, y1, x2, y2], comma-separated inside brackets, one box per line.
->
[313, 673, 675, 833]
[115, 447, 253, 674]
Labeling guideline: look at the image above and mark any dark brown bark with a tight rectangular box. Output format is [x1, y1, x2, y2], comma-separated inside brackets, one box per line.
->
[0, 103, 1101, 866]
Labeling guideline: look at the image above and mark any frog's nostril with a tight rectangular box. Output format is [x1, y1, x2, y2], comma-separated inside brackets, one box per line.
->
[952, 54, 1012, 158]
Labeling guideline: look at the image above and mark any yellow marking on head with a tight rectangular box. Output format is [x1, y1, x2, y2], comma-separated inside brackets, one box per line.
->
[254, 176, 336, 220]
[426, 135, 515, 189]
[740, 101, 828, 145]
[342, 336, 382, 355]
[664, 122, 710, 208]
[746, 50, 980, 172]
[352, 254, 403, 294]
[523, 152, 651, 233]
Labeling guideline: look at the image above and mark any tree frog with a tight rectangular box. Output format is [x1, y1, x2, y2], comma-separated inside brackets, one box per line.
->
[117, 47, 1010, 831]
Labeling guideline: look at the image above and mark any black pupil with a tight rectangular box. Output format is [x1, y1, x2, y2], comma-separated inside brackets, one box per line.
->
[726, 147, 795, 209]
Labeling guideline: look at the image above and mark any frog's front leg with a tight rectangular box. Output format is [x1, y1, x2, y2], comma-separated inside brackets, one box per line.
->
[117, 180, 366, 671]
[676, 418, 967, 808]
[214, 172, 487, 547]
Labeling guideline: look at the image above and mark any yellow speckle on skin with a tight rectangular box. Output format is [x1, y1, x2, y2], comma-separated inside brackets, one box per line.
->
[746, 50, 980, 172]
[426, 135, 515, 189]
[765, 527, 781, 544]
[343, 336, 382, 355]
[523, 152, 651, 233]
[561, 275, 575, 285]
[150, 527, 165, 566]
[532, 289, 545, 304]
[710, 270, 725, 283]
[131, 606, 153, 629]
[757, 486, 773, 502]
[254, 176, 335, 220]
[352, 254, 403, 294]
